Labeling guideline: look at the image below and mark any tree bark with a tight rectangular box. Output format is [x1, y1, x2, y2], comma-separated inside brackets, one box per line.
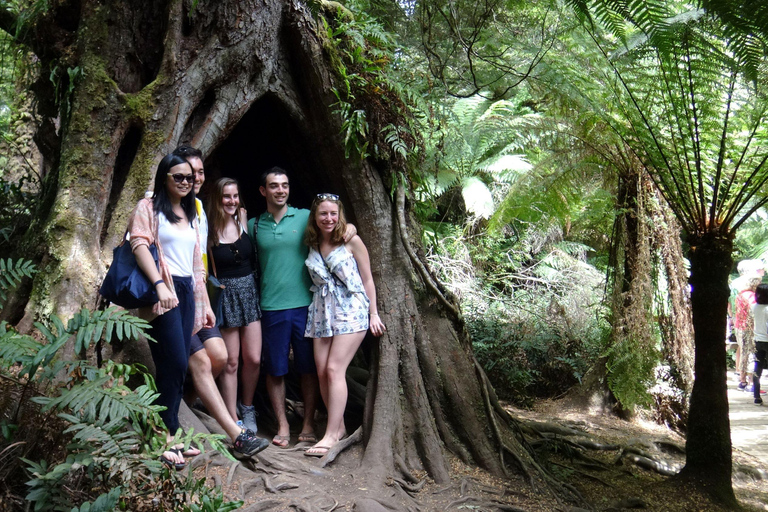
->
[677, 232, 736, 506]
[6, 0, 556, 493]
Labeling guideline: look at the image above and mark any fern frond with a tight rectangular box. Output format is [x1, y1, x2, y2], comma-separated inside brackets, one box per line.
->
[33, 375, 163, 425]
[0, 257, 36, 304]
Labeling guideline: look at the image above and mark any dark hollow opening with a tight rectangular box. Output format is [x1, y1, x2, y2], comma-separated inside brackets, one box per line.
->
[202, 94, 369, 438]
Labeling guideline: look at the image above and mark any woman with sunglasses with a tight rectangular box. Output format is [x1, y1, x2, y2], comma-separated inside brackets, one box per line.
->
[207, 178, 264, 433]
[130, 153, 215, 470]
[302, 194, 385, 457]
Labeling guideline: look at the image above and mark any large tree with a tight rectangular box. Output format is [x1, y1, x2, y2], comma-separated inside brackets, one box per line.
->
[565, 1, 768, 504]
[0, 0, 572, 502]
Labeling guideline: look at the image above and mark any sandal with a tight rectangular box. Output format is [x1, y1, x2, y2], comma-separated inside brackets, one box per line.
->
[304, 445, 332, 458]
[298, 432, 317, 444]
[272, 434, 290, 448]
[160, 448, 186, 471]
[174, 444, 201, 457]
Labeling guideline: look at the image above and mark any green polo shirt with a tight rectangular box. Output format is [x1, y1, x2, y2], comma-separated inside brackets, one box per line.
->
[253, 206, 313, 310]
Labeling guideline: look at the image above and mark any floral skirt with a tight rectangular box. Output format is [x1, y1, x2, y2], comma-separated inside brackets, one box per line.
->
[218, 274, 261, 329]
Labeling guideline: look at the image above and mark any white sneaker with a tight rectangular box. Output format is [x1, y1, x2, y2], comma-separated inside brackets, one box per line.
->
[237, 402, 258, 433]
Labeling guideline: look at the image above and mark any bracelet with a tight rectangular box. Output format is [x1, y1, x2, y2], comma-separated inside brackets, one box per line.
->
[154, 279, 164, 287]
[370, 313, 379, 317]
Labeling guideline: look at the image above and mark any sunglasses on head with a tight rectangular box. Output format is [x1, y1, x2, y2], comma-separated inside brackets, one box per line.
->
[316, 193, 339, 201]
[167, 173, 195, 184]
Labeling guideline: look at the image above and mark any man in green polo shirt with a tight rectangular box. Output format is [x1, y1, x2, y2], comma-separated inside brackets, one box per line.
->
[249, 168, 320, 447]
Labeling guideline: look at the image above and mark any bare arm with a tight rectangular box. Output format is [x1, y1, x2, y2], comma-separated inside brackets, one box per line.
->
[343, 223, 357, 242]
[347, 235, 386, 336]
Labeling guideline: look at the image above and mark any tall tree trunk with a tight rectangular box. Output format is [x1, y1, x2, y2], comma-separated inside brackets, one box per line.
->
[3, 0, 563, 496]
[678, 232, 735, 505]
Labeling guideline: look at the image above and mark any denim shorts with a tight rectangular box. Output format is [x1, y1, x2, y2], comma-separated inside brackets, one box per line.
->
[261, 306, 316, 376]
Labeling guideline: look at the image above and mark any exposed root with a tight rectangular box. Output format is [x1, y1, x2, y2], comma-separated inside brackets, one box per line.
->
[227, 460, 241, 484]
[319, 426, 362, 467]
[395, 182, 459, 319]
[447, 496, 528, 511]
[240, 499, 285, 512]
[619, 452, 679, 477]
[390, 476, 427, 495]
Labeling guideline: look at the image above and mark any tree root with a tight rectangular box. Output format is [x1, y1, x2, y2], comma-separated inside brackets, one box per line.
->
[319, 425, 362, 467]
[394, 182, 460, 319]
[240, 499, 285, 512]
[447, 496, 528, 511]
[619, 452, 679, 477]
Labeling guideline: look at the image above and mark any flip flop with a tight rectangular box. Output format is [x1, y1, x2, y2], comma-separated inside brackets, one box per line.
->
[297, 432, 317, 443]
[304, 445, 332, 457]
[174, 444, 201, 457]
[160, 448, 186, 471]
[272, 434, 290, 447]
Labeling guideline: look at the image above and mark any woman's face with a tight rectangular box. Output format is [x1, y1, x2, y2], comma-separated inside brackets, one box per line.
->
[166, 162, 194, 201]
[315, 200, 339, 236]
[221, 183, 240, 216]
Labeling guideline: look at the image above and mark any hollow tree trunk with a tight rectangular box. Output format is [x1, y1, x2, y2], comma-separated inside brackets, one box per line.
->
[4, 0, 552, 493]
[678, 232, 735, 505]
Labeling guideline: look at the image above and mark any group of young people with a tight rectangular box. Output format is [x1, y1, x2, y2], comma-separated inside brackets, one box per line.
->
[126, 145, 385, 469]
[730, 259, 768, 405]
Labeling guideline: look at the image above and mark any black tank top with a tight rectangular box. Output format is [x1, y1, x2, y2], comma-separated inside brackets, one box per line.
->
[210, 234, 254, 278]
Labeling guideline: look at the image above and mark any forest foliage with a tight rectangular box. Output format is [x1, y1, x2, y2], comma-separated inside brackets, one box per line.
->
[1, 0, 768, 507]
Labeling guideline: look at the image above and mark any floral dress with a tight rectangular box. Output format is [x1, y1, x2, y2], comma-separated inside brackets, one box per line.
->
[305, 245, 370, 338]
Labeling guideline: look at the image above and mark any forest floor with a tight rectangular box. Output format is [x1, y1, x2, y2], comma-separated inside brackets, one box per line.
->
[187, 378, 768, 512]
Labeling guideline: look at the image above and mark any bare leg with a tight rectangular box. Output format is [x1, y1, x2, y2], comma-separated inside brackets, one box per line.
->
[310, 331, 365, 451]
[300, 373, 319, 437]
[239, 321, 262, 407]
[219, 326, 241, 422]
[267, 374, 290, 443]
[205, 336, 227, 379]
[185, 337, 228, 405]
[189, 348, 243, 441]
[313, 337, 333, 413]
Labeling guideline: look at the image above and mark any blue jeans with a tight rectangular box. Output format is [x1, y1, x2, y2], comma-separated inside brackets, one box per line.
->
[148, 275, 194, 434]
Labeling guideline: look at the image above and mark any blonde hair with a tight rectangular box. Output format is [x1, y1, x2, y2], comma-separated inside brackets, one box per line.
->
[207, 177, 240, 247]
[305, 195, 347, 247]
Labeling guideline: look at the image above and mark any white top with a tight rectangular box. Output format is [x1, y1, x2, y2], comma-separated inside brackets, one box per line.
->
[158, 212, 196, 277]
[752, 303, 768, 342]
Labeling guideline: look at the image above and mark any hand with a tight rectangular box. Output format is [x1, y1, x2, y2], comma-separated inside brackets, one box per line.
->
[204, 305, 216, 329]
[343, 223, 357, 243]
[369, 314, 386, 337]
[156, 282, 178, 310]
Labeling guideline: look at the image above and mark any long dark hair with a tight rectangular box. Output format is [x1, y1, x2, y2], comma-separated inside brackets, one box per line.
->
[756, 284, 768, 305]
[207, 177, 241, 247]
[152, 153, 197, 224]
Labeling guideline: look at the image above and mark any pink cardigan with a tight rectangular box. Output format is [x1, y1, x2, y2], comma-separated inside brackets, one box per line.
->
[128, 198, 207, 335]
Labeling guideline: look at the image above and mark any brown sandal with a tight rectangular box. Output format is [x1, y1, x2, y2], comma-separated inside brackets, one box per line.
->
[272, 434, 290, 447]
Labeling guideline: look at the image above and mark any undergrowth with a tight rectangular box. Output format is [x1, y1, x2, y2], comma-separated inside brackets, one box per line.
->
[0, 260, 241, 511]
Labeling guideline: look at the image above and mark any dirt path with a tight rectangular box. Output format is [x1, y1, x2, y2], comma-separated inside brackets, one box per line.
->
[728, 371, 768, 464]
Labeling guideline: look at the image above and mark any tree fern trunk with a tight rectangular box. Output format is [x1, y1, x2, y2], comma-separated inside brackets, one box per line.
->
[679, 232, 736, 505]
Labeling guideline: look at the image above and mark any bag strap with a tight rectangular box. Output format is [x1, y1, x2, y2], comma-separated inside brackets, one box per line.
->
[209, 245, 219, 278]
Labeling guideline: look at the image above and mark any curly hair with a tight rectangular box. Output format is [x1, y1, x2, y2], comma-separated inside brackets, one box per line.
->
[304, 194, 347, 248]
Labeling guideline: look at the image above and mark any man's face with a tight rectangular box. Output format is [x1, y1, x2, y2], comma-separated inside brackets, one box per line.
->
[260, 173, 290, 209]
[187, 156, 205, 195]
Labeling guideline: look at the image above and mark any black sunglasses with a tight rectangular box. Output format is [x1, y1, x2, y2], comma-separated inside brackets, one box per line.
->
[316, 193, 339, 201]
[230, 245, 242, 264]
[167, 173, 195, 184]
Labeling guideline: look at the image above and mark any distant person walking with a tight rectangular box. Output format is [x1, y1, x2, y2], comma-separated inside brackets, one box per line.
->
[751, 284, 768, 405]
[734, 275, 761, 390]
